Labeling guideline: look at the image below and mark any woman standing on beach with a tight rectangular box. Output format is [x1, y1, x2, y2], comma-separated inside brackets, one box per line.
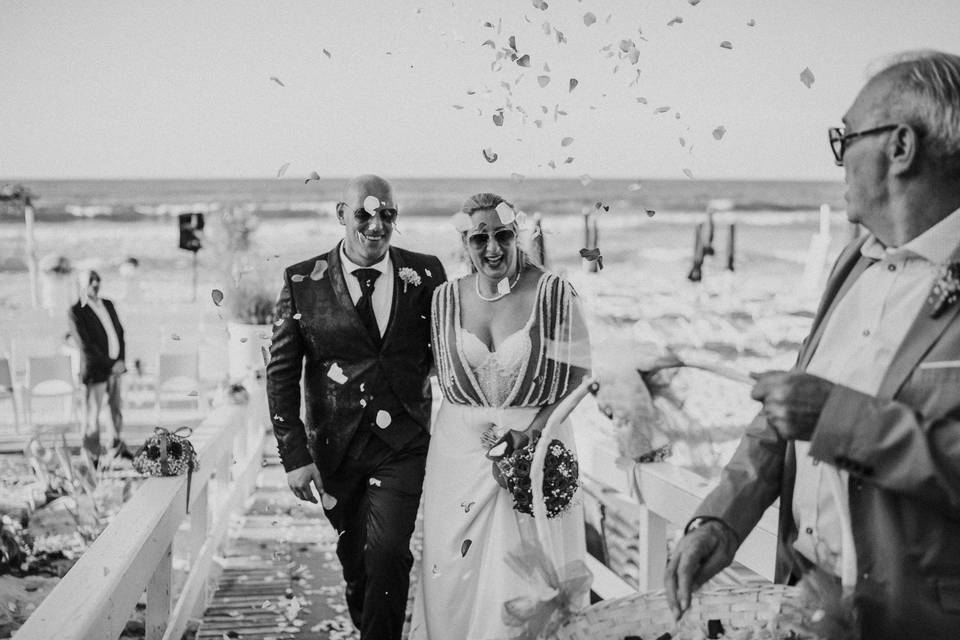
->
[410, 193, 591, 639]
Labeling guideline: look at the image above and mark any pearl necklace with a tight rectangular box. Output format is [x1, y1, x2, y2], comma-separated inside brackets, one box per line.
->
[475, 261, 523, 302]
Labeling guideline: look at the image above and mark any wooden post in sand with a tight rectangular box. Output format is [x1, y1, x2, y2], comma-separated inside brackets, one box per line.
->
[687, 224, 704, 282]
[726, 224, 736, 271]
[24, 201, 39, 308]
[582, 209, 599, 273]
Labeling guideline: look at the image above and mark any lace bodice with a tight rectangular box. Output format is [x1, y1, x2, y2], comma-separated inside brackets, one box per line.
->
[459, 327, 532, 406]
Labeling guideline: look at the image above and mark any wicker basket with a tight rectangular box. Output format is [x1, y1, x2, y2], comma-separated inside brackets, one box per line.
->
[555, 583, 815, 639]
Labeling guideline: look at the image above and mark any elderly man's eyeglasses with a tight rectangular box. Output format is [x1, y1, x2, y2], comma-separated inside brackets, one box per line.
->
[339, 203, 398, 224]
[467, 228, 517, 251]
[828, 124, 898, 166]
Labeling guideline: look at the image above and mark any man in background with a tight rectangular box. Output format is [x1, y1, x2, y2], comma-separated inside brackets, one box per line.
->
[68, 269, 131, 461]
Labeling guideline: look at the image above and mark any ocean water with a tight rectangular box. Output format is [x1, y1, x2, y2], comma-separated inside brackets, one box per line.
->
[0, 178, 846, 223]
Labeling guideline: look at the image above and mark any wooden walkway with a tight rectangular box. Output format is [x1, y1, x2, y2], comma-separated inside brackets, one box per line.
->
[194, 448, 421, 640]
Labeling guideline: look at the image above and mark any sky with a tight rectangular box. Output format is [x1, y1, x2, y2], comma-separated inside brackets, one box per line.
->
[1, 0, 958, 181]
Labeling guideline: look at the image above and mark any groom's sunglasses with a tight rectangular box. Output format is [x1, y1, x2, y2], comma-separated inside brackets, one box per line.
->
[338, 202, 399, 224]
[466, 228, 517, 251]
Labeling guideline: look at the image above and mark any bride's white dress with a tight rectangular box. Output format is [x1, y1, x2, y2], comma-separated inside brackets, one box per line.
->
[410, 274, 586, 640]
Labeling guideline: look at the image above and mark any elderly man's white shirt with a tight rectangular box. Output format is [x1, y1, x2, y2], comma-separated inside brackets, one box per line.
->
[794, 206, 960, 574]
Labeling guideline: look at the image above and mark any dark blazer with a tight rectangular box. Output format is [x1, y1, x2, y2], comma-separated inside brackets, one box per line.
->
[698, 236, 960, 639]
[267, 244, 446, 477]
[68, 298, 125, 385]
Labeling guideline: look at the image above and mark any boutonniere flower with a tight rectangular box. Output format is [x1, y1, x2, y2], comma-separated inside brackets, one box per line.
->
[398, 267, 422, 293]
[928, 263, 960, 318]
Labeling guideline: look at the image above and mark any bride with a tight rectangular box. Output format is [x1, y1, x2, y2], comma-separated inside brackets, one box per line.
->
[410, 193, 591, 640]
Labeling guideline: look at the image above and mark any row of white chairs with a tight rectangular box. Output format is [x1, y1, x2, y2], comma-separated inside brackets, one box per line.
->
[0, 351, 211, 436]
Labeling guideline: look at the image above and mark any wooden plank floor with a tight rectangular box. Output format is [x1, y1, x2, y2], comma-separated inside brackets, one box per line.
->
[195, 451, 423, 640]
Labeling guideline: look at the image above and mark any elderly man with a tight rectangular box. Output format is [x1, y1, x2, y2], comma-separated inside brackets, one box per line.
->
[68, 269, 130, 461]
[267, 175, 446, 640]
[665, 50, 960, 639]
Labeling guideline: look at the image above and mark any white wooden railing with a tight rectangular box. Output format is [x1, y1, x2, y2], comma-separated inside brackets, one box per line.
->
[15, 382, 268, 640]
[573, 398, 779, 599]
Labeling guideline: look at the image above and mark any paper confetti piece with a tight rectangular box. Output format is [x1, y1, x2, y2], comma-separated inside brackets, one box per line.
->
[511, 172, 526, 183]
[322, 49, 332, 58]
[211, 289, 224, 306]
[304, 171, 320, 184]
[369, 478, 382, 487]
[595, 202, 610, 212]
[579, 174, 592, 187]
[170, 334, 181, 341]
[579, 248, 603, 269]
[516, 54, 531, 67]
[747, 18, 757, 26]
[689, 0, 701, 4]
[327, 363, 347, 384]
[583, 12, 596, 26]
[321, 493, 338, 510]
[564, 156, 574, 164]
[683, 168, 695, 179]
[646, 209, 656, 217]
[452, 104, 464, 110]
[712, 125, 727, 140]
[291, 274, 306, 283]
[720, 41, 733, 50]
[654, 106, 671, 114]
[432, 564, 441, 577]
[310, 259, 328, 281]
[363, 195, 381, 213]
[533, 0, 548, 9]
[561, 136, 574, 147]
[554, 28, 567, 44]
[276, 163, 290, 178]
[667, 16, 684, 26]
[269, 76, 286, 87]
[261, 346, 270, 366]
[239, 337, 248, 343]
[492, 112, 504, 126]
[636, 97, 648, 104]
[628, 182, 643, 191]
[482, 147, 498, 163]
[569, 78, 579, 92]
[461, 501, 475, 513]
[495, 202, 516, 224]
[293, 313, 302, 320]
[800, 67, 816, 88]
[537, 75, 550, 88]
[376, 410, 392, 429]
[425, 268, 432, 277]
[679, 137, 686, 147]
[461, 540, 472, 557]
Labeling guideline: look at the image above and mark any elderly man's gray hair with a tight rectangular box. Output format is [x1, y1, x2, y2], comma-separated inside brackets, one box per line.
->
[873, 50, 960, 174]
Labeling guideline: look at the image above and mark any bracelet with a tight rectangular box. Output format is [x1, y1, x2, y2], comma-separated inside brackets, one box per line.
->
[684, 516, 735, 539]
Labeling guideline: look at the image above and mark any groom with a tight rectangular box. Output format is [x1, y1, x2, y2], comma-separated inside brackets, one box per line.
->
[267, 175, 446, 640]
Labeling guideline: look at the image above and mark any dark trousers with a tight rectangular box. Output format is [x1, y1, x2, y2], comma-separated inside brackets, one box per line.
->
[322, 428, 428, 640]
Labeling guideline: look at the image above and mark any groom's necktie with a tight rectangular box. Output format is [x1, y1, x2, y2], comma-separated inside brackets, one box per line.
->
[353, 268, 382, 345]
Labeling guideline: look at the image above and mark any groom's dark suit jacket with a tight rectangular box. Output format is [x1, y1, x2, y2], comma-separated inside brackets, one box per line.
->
[267, 243, 446, 477]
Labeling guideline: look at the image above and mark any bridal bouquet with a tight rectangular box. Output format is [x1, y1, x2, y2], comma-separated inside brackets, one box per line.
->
[495, 431, 579, 518]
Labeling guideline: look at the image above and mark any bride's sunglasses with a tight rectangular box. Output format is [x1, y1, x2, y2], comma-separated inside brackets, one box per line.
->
[466, 227, 517, 251]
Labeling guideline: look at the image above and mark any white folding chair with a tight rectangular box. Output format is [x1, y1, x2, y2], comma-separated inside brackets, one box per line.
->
[155, 351, 206, 422]
[25, 354, 82, 436]
[0, 357, 21, 434]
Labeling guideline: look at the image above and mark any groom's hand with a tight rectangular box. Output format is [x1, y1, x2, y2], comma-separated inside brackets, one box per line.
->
[287, 463, 324, 503]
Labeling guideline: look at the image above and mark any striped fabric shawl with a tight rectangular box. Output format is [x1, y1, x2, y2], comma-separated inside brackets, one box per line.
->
[432, 272, 587, 408]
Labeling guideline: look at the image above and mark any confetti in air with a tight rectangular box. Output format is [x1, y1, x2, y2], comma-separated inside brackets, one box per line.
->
[322, 48, 332, 58]
[363, 195, 381, 213]
[269, 76, 286, 87]
[583, 12, 597, 26]
[276, 163, 290, 178]
[376, 410, 392, 429]
[461, 540, 473, 557]
[667, 16, 684, 26]
[747, 18, 757, 26]
[569, 78, 579, 92]
[482, 147, 498, 163]
[712, 125, 727, 140]
[537, 75, 551, 87]
[211, 289, 224, 306]
[304, 171, 321, 184]
[461, 501, 475, 513]
[800, 67, 816, 88]
[310, 259, 328, 281]
[579, 248, 603, 269]
[720, 41, 733, 50]
[683, 168, 695, 179]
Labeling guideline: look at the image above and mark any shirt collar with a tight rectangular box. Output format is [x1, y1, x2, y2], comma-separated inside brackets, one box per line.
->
[339, 242, 391, 275]
[860, 205, 960, 265]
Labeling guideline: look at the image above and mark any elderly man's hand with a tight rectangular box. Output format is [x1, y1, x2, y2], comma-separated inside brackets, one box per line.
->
[750, 371, 834, 441]
[286, 463, 324, 504]
[664, 520, 738, 620]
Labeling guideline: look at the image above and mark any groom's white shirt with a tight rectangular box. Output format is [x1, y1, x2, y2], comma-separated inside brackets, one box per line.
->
[339, 242, 394, 337]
